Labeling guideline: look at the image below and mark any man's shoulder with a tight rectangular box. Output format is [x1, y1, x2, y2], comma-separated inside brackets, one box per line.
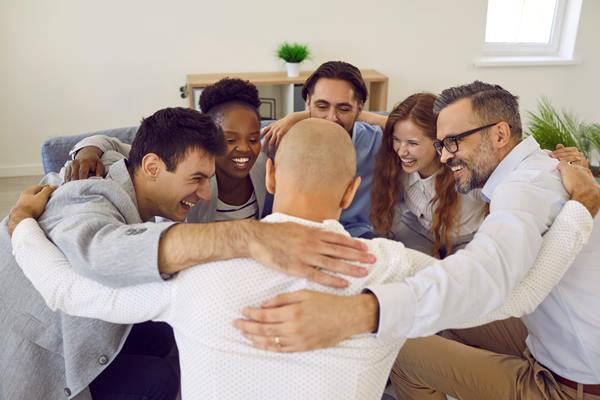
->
[353, 121, 383, 158]
[51, 177, 131, 206]
[40, 177, 138, 229]
[354, 121, 382, 136]
[498, 153, 564, 196]
[334, 237, 412, 290]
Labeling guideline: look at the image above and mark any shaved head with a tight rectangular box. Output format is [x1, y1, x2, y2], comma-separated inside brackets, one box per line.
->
[275, 118, 356, 196]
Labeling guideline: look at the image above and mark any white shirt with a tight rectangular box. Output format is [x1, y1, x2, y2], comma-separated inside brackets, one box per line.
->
[368, 137, 599, 383]
[12, 214, 418, 400]
[214, 192, 258, 222]
[12, 205, 594, 398]
[395, 171, 487, 244]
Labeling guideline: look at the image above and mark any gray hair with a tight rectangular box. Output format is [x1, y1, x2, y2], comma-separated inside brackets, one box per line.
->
[433, 81, 523, 138]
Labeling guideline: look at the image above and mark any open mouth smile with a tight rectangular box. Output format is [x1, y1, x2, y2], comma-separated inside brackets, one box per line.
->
[401, 159, 417, 167]
[232, 156, 252, 170]
[180, 200, 197, 210]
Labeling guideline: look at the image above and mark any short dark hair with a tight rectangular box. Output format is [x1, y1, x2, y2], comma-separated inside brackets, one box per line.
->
[433, 80, 523, 138]
[128, 107, 226, 172]
[301, 61, 368, 104]
[199, 78, 261, 125]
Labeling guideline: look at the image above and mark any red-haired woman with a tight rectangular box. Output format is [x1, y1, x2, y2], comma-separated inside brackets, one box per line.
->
[370, 93, 487, 257]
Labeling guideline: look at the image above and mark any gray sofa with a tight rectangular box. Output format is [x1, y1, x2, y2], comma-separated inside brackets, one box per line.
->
[41, 126, 138, 174]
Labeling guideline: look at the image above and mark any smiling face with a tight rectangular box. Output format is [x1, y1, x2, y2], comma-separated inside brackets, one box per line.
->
[215, 104, 261, 180]
[307, 78, 362, 134]
[392, 119, 440, 178]
[436, 98, 498, 193]
[154, 147, 215, 221]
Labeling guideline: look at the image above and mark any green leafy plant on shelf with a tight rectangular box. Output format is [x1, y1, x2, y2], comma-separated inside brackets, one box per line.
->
[276, 42, 310, 63]
[527, 97, 600, 175]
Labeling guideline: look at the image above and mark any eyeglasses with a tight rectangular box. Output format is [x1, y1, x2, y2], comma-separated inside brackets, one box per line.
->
[433, 122, 500, 156]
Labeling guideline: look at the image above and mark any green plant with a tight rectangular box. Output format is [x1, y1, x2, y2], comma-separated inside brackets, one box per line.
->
[276, 42, 310, 63]
[588, 123, 600, 157]
[527, 97, 597, 162]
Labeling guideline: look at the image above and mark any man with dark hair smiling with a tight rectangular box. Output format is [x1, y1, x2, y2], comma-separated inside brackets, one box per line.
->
[0, 107, 372, 400]
[262, 60, 384, 238]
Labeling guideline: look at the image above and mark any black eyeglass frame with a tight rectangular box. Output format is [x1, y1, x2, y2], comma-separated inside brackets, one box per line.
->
[433, 122, 501, 156]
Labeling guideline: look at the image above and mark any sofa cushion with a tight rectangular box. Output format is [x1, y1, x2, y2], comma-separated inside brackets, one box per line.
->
[40, 127, 138, 174]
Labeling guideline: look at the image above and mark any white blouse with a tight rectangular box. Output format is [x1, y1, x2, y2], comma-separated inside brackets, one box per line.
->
[395, 171, 487, 244]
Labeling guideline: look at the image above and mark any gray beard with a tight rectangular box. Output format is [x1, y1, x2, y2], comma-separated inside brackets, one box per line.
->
[455, 138, 497, 194]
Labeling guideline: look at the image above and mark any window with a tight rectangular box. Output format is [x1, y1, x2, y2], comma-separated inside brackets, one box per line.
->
[477, 0, 582, 66]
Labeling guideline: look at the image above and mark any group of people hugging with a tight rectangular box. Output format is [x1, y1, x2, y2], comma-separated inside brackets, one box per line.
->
[2, 60, 600, 400]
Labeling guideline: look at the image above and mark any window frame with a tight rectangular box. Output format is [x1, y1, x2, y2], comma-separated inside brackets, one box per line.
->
[476, 0, 582, 67]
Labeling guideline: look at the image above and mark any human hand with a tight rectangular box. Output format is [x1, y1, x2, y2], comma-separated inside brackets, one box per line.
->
[551, 144, 589, 168]
[250, 222, 376, 288]
[558, 161, 600, 217]
[8, 184, 56, 235]
[64, 146, 105, 182]
[234, 290, 379, 352]
[261, 111, 308, 155]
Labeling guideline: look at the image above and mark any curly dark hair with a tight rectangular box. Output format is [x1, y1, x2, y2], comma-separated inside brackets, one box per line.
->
[199, 78, 261, 121]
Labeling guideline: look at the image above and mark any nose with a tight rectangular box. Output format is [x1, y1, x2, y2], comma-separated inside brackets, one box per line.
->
[235, 142, 250, 152]
[396, 142, 409, 157]
[326, 108, 339, 123]
[439, 147, 454, 164]
[196, 180, 211, 202]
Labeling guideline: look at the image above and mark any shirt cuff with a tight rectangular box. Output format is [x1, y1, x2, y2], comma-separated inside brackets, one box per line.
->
[366, 281, 416, 339]
[11, 218, 41, 254]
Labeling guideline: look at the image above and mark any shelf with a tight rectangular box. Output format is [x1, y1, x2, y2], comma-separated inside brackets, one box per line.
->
[186, 69, 388, 114]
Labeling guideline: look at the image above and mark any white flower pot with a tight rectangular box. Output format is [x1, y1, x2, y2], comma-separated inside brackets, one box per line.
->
[285, 62, 300, 77]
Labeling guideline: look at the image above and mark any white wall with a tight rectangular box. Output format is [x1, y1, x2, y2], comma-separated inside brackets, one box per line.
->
[1, 0, 598, 177]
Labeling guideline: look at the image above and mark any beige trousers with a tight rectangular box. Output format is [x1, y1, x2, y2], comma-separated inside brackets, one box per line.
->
[390, 318, 600, 400]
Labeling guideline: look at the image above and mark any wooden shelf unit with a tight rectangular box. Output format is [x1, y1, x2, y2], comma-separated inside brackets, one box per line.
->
[186, 69, 389, 113]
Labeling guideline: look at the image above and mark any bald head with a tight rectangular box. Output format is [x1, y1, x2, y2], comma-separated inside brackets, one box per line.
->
[275, 118, 356, 195]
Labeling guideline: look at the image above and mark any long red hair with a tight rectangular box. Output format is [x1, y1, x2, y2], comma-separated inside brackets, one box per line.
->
[370, 93, 460, 256]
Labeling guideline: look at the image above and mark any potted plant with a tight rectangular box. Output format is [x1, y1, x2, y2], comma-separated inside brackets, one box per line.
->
[527, 97, 600, 177]
[276, 42, 310, 78]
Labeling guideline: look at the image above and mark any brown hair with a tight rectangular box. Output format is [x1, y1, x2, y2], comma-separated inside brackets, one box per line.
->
[301, 61, 368, 104]
[433, 80, 522, 138]
[370, 93, 460, 256]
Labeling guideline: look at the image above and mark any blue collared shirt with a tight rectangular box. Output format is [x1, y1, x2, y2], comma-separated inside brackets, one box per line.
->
[341, 121, 382, 237]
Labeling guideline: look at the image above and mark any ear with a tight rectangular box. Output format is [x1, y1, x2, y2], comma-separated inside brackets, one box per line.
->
[265, 158, 276, 195]
[340, 176, 361, 209]
[356, 101, 364, 115]
[492, 121, 512, 149]
[140, 153, 164, 180]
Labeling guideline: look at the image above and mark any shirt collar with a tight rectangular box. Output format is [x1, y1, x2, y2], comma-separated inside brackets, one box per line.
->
[480, 136, 540, 202]
[406, 170, 438, 188]
[106, 159, 138, 206]
[261, 213, 350, 236]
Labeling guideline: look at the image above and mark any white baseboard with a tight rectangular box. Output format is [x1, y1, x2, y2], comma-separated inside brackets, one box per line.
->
[0, 163, 43, 178]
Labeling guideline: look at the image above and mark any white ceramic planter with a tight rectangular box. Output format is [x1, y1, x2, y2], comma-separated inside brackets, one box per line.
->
[285, 62, 300, 77]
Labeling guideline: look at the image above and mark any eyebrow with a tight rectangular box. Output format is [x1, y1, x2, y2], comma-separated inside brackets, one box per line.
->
[190, 171, 214, 179]
[223, 130, 261, 135]
[314, 99, 352, 108]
